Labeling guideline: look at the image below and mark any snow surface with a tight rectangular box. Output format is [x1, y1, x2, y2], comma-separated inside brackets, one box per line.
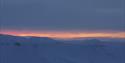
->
[0, 34, 125, 63]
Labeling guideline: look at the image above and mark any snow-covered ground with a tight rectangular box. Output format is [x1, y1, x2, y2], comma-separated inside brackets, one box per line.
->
[0, 34, 125, 63]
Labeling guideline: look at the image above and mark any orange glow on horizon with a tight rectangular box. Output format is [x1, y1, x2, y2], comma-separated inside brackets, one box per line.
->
[0, 30, 125, 39]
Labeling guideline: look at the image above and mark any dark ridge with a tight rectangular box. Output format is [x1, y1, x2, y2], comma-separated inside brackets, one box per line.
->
[0, 34, 62, 45]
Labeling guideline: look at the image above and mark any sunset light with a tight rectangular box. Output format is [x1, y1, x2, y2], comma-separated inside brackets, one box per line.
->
[0, 30, 125, 39]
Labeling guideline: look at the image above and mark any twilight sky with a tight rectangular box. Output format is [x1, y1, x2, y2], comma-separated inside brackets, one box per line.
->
[0, 0, 125, 38]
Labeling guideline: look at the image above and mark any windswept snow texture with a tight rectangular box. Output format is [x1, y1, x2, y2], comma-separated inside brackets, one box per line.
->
[0, 34, 125, 63]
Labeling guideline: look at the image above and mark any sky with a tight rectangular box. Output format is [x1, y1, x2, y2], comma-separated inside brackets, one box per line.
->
[0, 0, 125, 38]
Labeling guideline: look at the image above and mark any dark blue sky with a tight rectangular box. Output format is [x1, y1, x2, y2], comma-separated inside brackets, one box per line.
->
[1, 0, 125, 32]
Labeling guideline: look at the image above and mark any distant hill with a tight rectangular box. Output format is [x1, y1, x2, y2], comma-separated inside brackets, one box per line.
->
[0, 34, 125, 46]
[0, 34, 62, 46]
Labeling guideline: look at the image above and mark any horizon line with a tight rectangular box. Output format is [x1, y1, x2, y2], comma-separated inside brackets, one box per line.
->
[0, 31, 125, 39]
